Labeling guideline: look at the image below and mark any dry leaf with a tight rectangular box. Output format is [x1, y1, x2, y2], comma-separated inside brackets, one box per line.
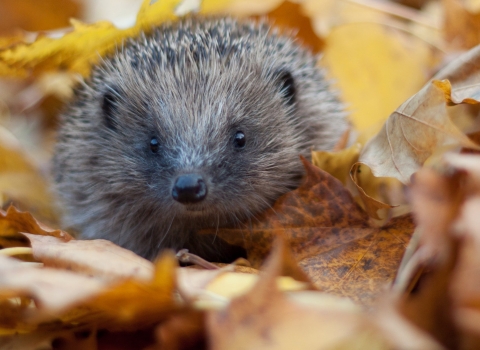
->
[23, 234, 154, 282]
[433, 44, 480, 104]
[359, 44, 480, 184]
[151, 310, 206, 350]
[0, 206, 71, 250]
[350, 162, 395, 220]
[360, 80, 479, 184]
[0, 251, 178, 333]
[395, 168, 462, 348]
[206, 240, 363, 350]
[311, 143, 360, 185]
[0, 254, 105, 331]
[206, 238, 440, 350]
[205, 159, 414, 304]
[64, 252, 178, 331]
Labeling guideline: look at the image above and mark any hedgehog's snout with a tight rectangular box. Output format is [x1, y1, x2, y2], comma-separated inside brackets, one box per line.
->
[172, 174, 208, 204]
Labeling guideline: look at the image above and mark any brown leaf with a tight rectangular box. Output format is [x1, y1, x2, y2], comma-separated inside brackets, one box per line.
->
[394, 167, 465, 348]
[350, 162, 395, 220]
[0, 206, 72, 249]
[360, 80, 479, 184]
[442, 154, 480, 346]
[206, 240, 362, 350]
[0, 254, 105, 330]
[23, 234, 154, 282]
[68, 252, 178, 331]
[1, 251, 178, 334]
[206, 238, 440, 350]
[206, 159, 414, 304]
[359, 44, 480, 184]
[433, 44, 480, 104]
[366, 295, 444, 350]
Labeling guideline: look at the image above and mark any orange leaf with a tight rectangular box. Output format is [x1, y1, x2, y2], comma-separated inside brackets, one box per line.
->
[0, 206, 72, 249]
[205, 158, 415, 304]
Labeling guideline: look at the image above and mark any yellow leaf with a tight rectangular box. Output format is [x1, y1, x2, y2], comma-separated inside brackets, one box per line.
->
[200, 0, 234, 13]
[322, 23, 436, 133]
[311, 143, 361, 185]
[350, 163, 396, 220]
[0, 0, 185, 77]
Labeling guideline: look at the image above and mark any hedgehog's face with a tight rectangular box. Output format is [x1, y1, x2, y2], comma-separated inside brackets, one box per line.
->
[76, 59, 305, 233]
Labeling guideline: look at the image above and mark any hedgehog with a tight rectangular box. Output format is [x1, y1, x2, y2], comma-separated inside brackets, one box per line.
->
[52, 17, 347, 262]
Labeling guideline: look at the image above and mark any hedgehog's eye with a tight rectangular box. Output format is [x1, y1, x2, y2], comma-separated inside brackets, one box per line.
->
[278, 71, 296, 106]
[102, 87, 120, 130]
[150, 137, 160, 153]
[234, 131, 246, 149]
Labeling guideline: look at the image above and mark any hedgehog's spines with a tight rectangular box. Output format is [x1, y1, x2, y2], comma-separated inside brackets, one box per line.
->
[53, 16, 347, 261]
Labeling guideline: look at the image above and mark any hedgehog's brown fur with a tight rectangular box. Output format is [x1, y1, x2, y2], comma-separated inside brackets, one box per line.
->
[53, 17, 347, 262]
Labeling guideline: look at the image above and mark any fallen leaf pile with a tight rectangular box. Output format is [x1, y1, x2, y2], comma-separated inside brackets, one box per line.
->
[2, 0, 480, 349]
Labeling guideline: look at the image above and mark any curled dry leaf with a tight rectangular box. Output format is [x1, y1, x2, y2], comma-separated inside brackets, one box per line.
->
[433, 44, 480, 104]
[0, 206, 72, 249]
[23, 234, 154, 282]
[311, 143, 360, 185]
[63, 252, 178, 331]
[0, 254, 105, 331]
[205, 158, 414, 304]
[312, 144, 402, 220]
[350, 162, 395, 220]
[0, 251, 178, 334]
[359, 44, 480, 184]
[392, 154, 480, 349]
[441, 153, 480, 345]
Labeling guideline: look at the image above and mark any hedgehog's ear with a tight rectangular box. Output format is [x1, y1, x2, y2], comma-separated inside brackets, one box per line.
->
[101, 86, 120, 131]
[277, 71, 296, 106]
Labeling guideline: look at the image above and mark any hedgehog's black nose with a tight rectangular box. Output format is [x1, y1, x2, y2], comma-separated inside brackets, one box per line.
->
[172, 174, 207, 204]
